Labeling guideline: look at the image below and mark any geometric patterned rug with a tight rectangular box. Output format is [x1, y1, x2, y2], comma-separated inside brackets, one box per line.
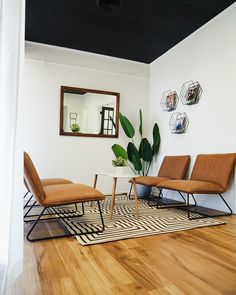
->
[49, 195, 225, 246]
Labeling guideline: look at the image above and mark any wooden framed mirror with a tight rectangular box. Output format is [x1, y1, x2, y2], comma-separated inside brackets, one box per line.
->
[60, 86, 120, 138]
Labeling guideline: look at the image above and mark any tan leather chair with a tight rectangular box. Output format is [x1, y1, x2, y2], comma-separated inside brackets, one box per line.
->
[129, 155, 190, 208]
[24, 177, 78, 220]
[23, 177, 72, 209]
[24, 151, 105, 241]
[157, 153, 236, 219]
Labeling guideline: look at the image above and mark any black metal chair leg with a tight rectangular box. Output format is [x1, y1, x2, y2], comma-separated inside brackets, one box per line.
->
[153, 189, 186, 209]
[24, 194, 34, 209]
[147, 187, 160, 206]
[186, 193, 200, 219]
[155, 188, 162, 208]
[190, 194, 197, 206]
[24, 193, 40, 209]
[74, 203, 84, 214]
[24, 200, 37, 220]
[187, 193, 190, 219]
[73, 203, 85, 215]
[186, 193, 211, 220]
[23, 191, 30, 199]
[24, 202, 85, 223]
[187, 193, 232, 220]
[27, 207, 48, 241]
[178, 191, 186, 202]
[219, 193, 232, 215]
[97, 201, 105, 230]
[26, 201, 106, 242]
[26, 206, 77, 242]
[160, 189, 164, 198]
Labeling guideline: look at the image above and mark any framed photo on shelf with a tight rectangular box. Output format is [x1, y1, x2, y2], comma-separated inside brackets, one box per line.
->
[175, 115, 186, 133]
[169, 112, 189, 134]
[165, 93, 176, 111]
[186, 84, 200, 104]
[161, 90, 178, 112]
[180, 80, 202, 105]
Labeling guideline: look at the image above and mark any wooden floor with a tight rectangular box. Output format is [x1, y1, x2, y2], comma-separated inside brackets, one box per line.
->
[6, 214, 236, 295]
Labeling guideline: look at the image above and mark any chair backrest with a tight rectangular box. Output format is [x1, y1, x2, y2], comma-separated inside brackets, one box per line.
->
[190, 153, 236, 191]
[158, 155, 190, 179]
[24, 151, 45, 203]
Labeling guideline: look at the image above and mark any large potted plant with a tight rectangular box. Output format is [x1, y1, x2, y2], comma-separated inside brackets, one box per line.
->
[112, 109, 160, 197]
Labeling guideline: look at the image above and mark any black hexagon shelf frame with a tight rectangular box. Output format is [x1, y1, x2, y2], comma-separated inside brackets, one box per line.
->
[169, 112, 189, 134]
[180, 81, 202, 105]
[161, 90, 179, 112]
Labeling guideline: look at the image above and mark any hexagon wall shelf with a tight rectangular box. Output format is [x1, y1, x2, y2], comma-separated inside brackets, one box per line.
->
[161, 90, 179, 112]
[169, 112, 189, 134]
[180, 81, 202, 105]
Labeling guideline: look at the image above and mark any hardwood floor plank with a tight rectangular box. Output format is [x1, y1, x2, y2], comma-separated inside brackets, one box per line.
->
[6, 215, 236, 295]
[126, 238, 224, 295]
[111, 282, 149, 295]
[150, 285, 187, 295]
[104, 241, 170, 291]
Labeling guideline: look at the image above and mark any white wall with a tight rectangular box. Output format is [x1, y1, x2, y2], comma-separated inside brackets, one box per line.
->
[23, 42, 149, 192]
[149, 4, 236, 212]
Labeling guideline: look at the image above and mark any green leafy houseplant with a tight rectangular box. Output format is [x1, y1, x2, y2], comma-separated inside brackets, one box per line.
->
[70, 123, 80, 133]
[112, 109, 160, 176]
[112, 156, 127, 167]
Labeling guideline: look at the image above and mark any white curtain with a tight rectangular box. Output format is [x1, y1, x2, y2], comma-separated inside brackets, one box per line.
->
[0, 0, 25, 292]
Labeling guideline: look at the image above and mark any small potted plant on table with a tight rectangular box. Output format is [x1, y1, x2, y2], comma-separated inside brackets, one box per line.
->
[112, 156, 127, 175]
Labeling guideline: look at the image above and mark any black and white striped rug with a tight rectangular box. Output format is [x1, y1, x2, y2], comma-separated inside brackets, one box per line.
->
[49, 195, 225, 246]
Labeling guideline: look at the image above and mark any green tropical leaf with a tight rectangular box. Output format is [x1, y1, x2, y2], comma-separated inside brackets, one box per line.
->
[152, 123, 161, 156]
[139, 109, 143, 137]
[111, 144, 128, 160]
[153, 123, 160, 144]
[152, 141, 160, 156]
[139, 138, 153, 162]
[127, 142, 142, 171]
[119, 112, 135, 138]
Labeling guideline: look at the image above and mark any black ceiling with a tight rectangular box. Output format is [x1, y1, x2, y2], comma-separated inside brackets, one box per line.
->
[25, 0, 235, 64]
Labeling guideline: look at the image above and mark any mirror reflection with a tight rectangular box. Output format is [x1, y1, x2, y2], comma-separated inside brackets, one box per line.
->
[60, 86, 120, 138]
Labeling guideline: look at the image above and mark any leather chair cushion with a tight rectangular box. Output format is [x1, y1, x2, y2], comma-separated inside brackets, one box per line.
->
[129, 176, 169, 186]
[157, 180, 224, 194]
[43, 183, 105, 206]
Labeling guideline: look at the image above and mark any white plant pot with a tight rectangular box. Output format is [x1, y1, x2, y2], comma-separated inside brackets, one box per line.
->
[113, 166, 125, 175]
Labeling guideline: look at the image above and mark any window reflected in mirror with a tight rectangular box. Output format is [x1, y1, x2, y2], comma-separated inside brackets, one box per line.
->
[60, 86, 120, 138]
